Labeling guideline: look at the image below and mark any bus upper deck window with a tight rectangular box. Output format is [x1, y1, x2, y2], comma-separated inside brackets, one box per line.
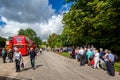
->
[18, 45, 24, 48]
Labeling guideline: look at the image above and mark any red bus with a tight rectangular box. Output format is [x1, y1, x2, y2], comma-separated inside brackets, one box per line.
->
[13, 35, 33, 56]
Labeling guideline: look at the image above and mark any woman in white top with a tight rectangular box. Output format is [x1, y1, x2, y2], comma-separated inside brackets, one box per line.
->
[94, 50, 100, 69]
[14, 48, 23, 72]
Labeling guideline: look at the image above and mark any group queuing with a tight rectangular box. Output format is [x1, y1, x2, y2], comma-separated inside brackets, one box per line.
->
[70, 47, 117, 76]
[1, 47, 42, 72]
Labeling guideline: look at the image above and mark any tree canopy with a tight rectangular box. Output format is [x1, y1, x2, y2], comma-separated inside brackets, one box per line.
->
[62, 0, 120, 52]
[47, 33, 62, 48]
[18, 28, 42, 46]
[0, 37, 6, 47]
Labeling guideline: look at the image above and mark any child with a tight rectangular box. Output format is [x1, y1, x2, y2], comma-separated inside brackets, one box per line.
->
[91, 59, 94, 68]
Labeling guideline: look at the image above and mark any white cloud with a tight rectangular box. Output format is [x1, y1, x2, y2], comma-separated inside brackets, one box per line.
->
[0, 0, 55, 23]
[0, 0, 70, 40]
[0, 15, 63, 40]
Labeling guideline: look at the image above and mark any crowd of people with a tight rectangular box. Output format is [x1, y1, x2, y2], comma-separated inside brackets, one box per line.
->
[70, 47, 117, 76]
[1, 47, 42, 72]
[0, 46, 118, 76]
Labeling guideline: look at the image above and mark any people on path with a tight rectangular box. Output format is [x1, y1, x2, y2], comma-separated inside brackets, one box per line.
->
[93, 50, 100, 69]
[40, 48, 43, 54]
[75, 47, 80, 62]
[79, 47, 85, 66]
[87, 49, 93, 66]
[29, 48, 37, 70]
[108, 50, 115, 76]
[7, 49, 13, 63]
[99, 48, 105, 69]
[71, 48, 75, 59]
[1, 48, 7, 63]
[14, 48, 23, 72]
[103, 49, 109, 74]
[83, 47, 88, 64]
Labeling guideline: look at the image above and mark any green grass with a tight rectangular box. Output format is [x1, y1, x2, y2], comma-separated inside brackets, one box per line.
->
[115, 62, 120, 72]
[62, 52, 70, 58]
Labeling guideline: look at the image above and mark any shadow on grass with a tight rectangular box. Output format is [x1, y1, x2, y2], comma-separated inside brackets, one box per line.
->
[21, 64, 43, 71]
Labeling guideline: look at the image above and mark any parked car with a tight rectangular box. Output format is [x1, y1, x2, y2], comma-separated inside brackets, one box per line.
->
[62, 47, 72, 52]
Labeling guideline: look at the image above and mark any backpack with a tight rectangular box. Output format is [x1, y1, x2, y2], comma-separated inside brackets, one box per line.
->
[2, 50, 6, 55]
[114, 54, 119, 62]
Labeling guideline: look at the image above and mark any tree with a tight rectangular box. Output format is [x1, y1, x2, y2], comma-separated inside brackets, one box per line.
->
[63, 0, 120, 53]
[47, 33, 62, 48]
[0, 37, 6, 47]
[18, 29, 25, 35]
[18, 28, 42, 46]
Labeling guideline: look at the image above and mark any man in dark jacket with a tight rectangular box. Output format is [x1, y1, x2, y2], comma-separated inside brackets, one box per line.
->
[29, 48, 36, 70]
[8, 49, 13, 63]
[108, 50, 115, 76]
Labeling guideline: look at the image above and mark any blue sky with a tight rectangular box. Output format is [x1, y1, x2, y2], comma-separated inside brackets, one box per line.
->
[0, 16, 6, 27]
[49, 0, 64, 13]
[49, 0, 72, 13]
[0, 0, 72, 40]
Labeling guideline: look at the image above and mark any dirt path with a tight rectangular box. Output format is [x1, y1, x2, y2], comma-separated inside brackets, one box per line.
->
[16, 51, 120, 80]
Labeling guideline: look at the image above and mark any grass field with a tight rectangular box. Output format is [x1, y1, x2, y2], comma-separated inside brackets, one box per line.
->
[115, 62, 120, 72]
[61, 52, 71, 58]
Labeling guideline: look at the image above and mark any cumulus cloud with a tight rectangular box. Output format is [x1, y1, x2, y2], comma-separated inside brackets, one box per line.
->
[0, 0, 55, 23]
[0, 15, 63, 40]
[0, 0, 71, 40]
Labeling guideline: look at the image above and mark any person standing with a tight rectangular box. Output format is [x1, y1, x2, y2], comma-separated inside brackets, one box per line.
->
[83, 47, 88, 64]
[79, 47, 84, 66]
[1, 48, 7, 63]
[87, 49, 93, 66]
[108, 50, 115, 76]
[94, 50, 100, 69]
[75, 47, 80, 62]
[14, 48, 23, 72]
[99, 48, 105, 69]
[103, 49, 109, 74]
[71, 48, 75, 59]
[29, 48, 36, 70]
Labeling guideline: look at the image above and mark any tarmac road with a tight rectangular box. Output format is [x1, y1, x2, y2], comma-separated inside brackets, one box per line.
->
[16, 51, 120, 80]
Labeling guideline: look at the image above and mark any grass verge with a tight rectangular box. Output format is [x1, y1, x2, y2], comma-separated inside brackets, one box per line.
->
[61, 52, 70, 58]
[115, 62, 120, 72]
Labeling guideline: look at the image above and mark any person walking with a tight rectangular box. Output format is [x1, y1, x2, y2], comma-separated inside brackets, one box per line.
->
[29, 48, 37, 70]
[108, 50, 115, 76]
[1, 48, 7, 63]
[40, 48, 43, 54]
[14, 48, 23, 72]
[94, 50, 100, 69]
[8, 49, 13, 63]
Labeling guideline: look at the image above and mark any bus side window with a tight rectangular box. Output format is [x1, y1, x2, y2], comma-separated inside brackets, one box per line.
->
[18, 45, 24, 48]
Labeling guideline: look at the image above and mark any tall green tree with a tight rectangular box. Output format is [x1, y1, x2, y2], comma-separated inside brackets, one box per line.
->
[63, 0, 120, 53]
[18, 28, 42, 46]
[47, 33, 62, 48]
[0, 37, 6, 47]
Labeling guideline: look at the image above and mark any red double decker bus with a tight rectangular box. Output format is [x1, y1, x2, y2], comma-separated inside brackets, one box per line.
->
[13, 35, 34, 56]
